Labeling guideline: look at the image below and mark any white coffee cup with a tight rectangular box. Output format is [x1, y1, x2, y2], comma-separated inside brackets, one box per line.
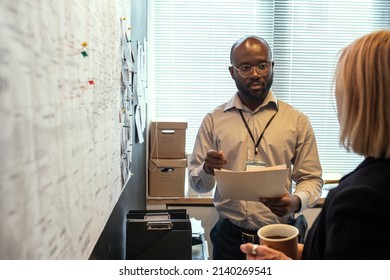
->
[258, 224, 299, 260]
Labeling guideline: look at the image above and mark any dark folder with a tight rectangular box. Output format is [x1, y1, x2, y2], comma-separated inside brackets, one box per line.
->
[126, 209, 192, 260]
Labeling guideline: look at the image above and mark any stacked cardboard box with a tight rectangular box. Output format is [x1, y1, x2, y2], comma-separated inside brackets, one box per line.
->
[148, 121, 187, 197]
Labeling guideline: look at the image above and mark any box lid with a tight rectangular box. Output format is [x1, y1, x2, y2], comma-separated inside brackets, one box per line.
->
[150, 158, 187, 168]
[152, 121, 187, 130]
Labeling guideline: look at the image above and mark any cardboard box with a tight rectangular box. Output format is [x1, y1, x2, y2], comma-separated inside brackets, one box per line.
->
[150, 121, 187, 159]
[149, 158, 187, 197]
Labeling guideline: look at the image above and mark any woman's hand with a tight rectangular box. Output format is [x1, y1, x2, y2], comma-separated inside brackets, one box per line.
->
[240, 243, 291, 260]
[240, 243, 304, 260]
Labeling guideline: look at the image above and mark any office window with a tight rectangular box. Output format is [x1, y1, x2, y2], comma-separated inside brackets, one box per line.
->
[148, 0, 390, 176]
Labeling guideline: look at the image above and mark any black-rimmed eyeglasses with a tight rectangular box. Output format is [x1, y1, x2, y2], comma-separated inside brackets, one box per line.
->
[232, 62, 272, 78]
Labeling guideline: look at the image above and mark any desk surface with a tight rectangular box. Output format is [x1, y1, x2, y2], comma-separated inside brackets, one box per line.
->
[148, 178, 339, 208]
[148, 197, 214, 205]
[148, 174, 339, 208]
[148, 196, 325, 208]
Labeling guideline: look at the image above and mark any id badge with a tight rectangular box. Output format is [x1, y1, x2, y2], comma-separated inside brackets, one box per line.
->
[246, 160, 266, 171]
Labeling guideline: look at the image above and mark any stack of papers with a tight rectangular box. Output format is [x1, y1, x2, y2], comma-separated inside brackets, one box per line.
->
[215, 164, 288, 201]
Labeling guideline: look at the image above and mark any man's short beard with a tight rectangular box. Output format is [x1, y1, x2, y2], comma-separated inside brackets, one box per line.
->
[239, 74, 273, 101]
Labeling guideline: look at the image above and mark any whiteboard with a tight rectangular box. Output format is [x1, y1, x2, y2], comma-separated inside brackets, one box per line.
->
[0, 0, 131, 259]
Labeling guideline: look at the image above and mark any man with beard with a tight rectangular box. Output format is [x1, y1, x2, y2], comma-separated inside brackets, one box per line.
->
[188, 35, 323, 260]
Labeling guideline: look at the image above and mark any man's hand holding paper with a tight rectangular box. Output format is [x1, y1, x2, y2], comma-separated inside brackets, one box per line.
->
[260, 193, 301, 217]
[214, 164, 289, 201]
[203, 149, 228, 175]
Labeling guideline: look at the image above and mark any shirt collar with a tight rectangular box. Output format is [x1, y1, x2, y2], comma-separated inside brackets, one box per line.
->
[223, 90, 279, 112]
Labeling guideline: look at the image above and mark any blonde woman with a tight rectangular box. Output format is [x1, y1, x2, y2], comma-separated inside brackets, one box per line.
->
[241, 29, 390, 260]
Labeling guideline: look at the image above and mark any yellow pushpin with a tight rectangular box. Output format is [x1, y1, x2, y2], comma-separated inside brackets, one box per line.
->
[81, 42, 88, 48]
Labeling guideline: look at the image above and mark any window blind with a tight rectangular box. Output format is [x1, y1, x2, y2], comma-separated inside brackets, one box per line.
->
[148, 0, 390, 176]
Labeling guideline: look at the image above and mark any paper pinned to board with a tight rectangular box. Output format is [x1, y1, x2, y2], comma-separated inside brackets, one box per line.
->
[215, 164, 288, 201]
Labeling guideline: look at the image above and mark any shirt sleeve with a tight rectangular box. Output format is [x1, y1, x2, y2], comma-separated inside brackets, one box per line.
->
[188, 113, 217, 193]
[292, 114, 324, 211]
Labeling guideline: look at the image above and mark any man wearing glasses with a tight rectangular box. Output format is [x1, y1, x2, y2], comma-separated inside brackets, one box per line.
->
[188, 35, 323, 260]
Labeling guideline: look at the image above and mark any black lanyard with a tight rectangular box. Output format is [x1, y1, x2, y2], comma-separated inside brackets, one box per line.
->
[238, 108, 278, 155]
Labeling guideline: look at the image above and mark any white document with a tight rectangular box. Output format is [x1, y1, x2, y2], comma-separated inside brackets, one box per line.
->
[215, 164, 288, 201]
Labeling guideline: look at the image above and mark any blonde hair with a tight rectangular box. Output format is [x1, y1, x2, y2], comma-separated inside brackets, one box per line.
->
[335, 30, 390, 158]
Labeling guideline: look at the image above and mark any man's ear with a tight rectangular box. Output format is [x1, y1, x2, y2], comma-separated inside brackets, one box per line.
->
[228, 65, 234, 79]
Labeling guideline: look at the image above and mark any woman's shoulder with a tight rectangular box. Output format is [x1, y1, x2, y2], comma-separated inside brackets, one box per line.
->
[326, 162, 390, 210]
